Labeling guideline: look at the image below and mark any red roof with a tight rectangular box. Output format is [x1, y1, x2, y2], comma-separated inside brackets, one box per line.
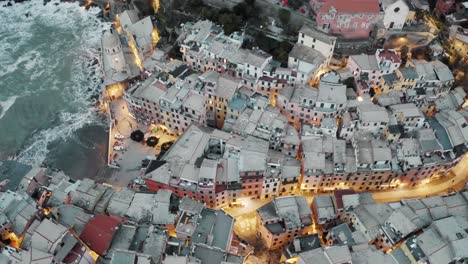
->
[378, 50, 401, 63]
[333, 189, 356, 210]
[80, 215, 124, 256]
[320, 0, 380, 14]
[63, 243, 94, 264]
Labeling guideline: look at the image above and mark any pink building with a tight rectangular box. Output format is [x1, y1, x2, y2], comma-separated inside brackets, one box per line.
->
[435, 0, 456, 18]
[311, 0, 381, 39]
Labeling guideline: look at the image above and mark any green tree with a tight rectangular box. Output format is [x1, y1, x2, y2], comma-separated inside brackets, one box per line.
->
[278, 9, 291, 26]
[219, 13, 241, 35]
[201, 7, 216, 21]
[275, 41, 292, 65]
[400, 45, 409, 65]
[233, 3, 254, 21]
[287, 0, 303, 10]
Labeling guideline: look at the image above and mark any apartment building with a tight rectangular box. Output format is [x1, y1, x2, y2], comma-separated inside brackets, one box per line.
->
[276, 71, 347, 128]
[389, 103, 427, 132]
[297, 24, 337, 63]
[280, 191, 468, 264]
[311, 195, 337, 227]
[143, 124, 302, 207]
[257, 196, 312, 249]
[380, 66, 419, 93]
[198, 71, 242, 128]
[224, 106, 301, 158]
[407, 59, 455, 98]
[125, 65, 246, 134]
[347, 49, 401, 92]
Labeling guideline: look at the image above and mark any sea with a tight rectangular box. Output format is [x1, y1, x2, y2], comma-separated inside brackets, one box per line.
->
[0, 0, 110, 180]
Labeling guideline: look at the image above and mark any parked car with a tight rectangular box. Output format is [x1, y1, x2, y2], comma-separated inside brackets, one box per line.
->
[114, 133, 125, 140]
[161, 141, 174, 151]
[113, 146, 125, 151]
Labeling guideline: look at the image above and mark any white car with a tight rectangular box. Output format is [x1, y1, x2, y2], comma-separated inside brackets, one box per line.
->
[114, 133, 125, 140]
[113, 146, 125, 151]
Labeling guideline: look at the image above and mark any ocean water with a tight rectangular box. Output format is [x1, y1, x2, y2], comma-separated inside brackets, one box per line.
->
[0, 0, 109, 178]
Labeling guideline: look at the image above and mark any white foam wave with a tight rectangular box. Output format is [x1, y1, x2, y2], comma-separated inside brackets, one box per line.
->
[6, 0, 111, 165]
[17, 110, 98, 165]
[0, 96, 18, 120]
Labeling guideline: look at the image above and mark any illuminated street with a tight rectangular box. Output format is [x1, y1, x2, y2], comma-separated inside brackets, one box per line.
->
[384, 31, 436, 50]
[372, 154, 468, 203]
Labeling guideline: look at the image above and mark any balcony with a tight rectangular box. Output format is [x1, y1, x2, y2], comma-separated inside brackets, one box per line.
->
[198, 181, 214, 190]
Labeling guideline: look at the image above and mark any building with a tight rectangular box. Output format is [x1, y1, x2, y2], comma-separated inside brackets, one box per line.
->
[347, 49, 401, 92]
[257, 196, 312, 249]
[288, 44, 326, 84]
[199, 71, 242, 128]
[101, 28, 139, 85]
[381, 0, 410, 29]
[389, 103, 426, 132]
[281, 234, 322, 263]
[297, 24, 337, 63]
[311, 195, 336, 226]
[143, 124, 301, 207]
[224, 106, 301, 158]
[173, 197, 240, 262]
[310, 0, 381, 38]
[297, 245, 352, 264]
[124, 68, 208, 135]
[449, 26, 468, 58]
[119, 10, 156, 62]
[276, 71, 347, 128]
[407, 59, 455, 98]
[0, 190, 38, 240]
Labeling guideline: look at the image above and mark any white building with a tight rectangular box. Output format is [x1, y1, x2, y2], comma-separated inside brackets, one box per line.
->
[101, 29, 131, 85]
[381, 0, 410, 29]
[288, 44, 326, 84]
[298, 24, 336, 63]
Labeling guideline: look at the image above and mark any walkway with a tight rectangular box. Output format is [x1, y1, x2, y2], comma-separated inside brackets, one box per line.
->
[372, 154, 468, 203]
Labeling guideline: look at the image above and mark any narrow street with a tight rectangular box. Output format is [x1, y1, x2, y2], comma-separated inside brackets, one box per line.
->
[372, 153, 468, 203]
[224, 153, 468, 263]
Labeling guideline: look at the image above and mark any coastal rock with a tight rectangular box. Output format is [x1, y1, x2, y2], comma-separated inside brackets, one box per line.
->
[7, 1, 13, 6]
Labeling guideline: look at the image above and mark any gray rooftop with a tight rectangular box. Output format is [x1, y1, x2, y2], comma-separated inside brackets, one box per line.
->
[289, 43, 326, 66]
[299, 24, 337, 44]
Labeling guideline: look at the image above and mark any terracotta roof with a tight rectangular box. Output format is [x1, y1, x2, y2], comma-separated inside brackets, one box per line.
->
[320, 0, 380, 14]
[80, 215, 125, 256]
[378, 50, 401, 63]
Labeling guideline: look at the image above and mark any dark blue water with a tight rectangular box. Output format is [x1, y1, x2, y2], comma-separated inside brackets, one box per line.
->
[0, 0, 109, 178]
